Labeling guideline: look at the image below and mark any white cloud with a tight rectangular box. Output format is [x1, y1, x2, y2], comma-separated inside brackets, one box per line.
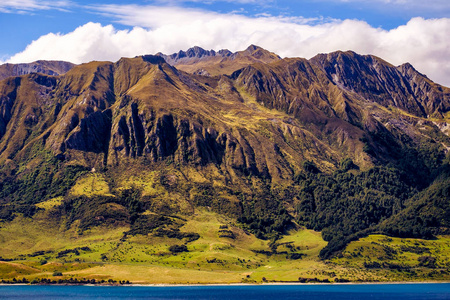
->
[150, 0, 273, 4]
[318, 0, 450, 13]
[5, 5, 450, 87]
[0, 0, 72, 13]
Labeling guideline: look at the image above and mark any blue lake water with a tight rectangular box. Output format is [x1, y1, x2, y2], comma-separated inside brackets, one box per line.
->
[0, 283, 449, 299]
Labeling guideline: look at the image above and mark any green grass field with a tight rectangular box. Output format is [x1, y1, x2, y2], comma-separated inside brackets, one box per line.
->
[1, 206, 449, 284]
[0, 171, 448, 284]
[330, 234, 450, 282]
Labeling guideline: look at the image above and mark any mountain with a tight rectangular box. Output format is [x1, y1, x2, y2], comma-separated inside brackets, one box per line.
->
[0, 46, 449, 283]
[157, 45, 281, 76]
[0, 60, 75, 81]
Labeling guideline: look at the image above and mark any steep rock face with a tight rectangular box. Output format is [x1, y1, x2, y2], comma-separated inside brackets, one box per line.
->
[233, 57, 365, 125]
[231, 58, 366, 158]
[310, 51, 450, 118]
[232, 59, 336, 117]
[0, 74, 57, 161]
[0, 77, 21, 140]
[106, 56, 303, 178]
[110, 106, 302, 179]
[396, 63, 450, 117]
[43, 61, 115, 158]
[110, 107, 228, 166]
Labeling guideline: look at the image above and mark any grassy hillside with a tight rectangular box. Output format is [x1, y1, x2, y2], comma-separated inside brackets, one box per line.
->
[1, 147, 449, 284]
[0, 209, 449, 284]
[331, 235, 450, 282]
[0, 164, 449, 283]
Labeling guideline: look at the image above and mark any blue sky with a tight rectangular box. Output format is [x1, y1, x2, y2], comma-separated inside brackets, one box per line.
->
[0, 0, 449, 86]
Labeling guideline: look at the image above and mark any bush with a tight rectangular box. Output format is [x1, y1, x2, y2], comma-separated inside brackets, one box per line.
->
[39, 259, 47, 265]
[169, 244, 188, 253]
[418, 256, 437, 268]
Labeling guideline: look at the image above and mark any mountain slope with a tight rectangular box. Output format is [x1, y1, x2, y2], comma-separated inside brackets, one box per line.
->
[310, 51, 450, 118]
[0, 60, 75, 81]
[0, 46, 449, 264]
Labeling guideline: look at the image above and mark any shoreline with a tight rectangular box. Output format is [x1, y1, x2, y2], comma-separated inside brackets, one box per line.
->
[1, 281, 450, 287]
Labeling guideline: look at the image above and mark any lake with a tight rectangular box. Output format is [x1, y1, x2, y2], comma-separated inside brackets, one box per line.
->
[0, 283, 449, 299]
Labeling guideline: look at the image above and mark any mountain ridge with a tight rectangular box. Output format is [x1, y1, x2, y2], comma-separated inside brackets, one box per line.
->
[0, 46, 449, 276]
[1, 46, 449, 188]
[0, 60, 75, 81]
[156, 45, 281, 76]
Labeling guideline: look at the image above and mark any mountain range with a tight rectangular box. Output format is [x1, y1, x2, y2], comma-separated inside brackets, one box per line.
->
[0, 45, 449, 283]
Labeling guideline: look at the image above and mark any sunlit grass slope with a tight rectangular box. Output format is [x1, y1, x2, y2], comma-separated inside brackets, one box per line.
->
[1, 206, 449, 283]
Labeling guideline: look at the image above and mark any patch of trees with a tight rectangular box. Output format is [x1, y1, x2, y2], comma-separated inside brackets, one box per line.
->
[0, 257, 14, 262]
[28, 250, 53, 257]
[218, 229, 235, 239]
[294, 156, 450, 259]
[0, 160, 88, 220]
[58, 195, 130, 231]
[361, 128, 447, 190]
[294, 162, 416, 258]
[237, 182, 293, 239]
[190, 182, 242, 217]
[1, 277, 132, 285]
[154, 228, 200, 242]
[418, 256, 437, 268]
[380, 174, 450, 239]
[363, 261, 382, 269]
[56, 247, 91, 258]
[252, 241, 305, 259]
[298, 277, 330, 283]
[54, 186, 148, 232]
[127, 214, 173, 236]
[168, 244, 188, 253]
[187, 179, 293, 240]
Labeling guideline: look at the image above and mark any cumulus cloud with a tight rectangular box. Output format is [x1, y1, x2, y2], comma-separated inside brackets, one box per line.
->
[5, 5, 450, 87]
[0, 0, 71, 13]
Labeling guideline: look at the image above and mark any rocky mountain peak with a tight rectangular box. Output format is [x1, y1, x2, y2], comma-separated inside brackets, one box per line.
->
[185, 46, 215, 58]
[309, 51, 450, 117]
[156, 46, 228, 65]
[235, 44, 281, 61]
[156, 45, 281, 76]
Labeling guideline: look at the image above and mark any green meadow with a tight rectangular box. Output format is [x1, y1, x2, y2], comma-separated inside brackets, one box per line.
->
[1, 162, 449, 285]
[0, 207, 449, 284]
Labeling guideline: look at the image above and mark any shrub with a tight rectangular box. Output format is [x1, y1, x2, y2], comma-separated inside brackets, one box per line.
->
[169, 244, 188, 253]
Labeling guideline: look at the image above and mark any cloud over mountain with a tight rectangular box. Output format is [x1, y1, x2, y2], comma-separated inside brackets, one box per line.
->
[5, 4, 450, 86]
